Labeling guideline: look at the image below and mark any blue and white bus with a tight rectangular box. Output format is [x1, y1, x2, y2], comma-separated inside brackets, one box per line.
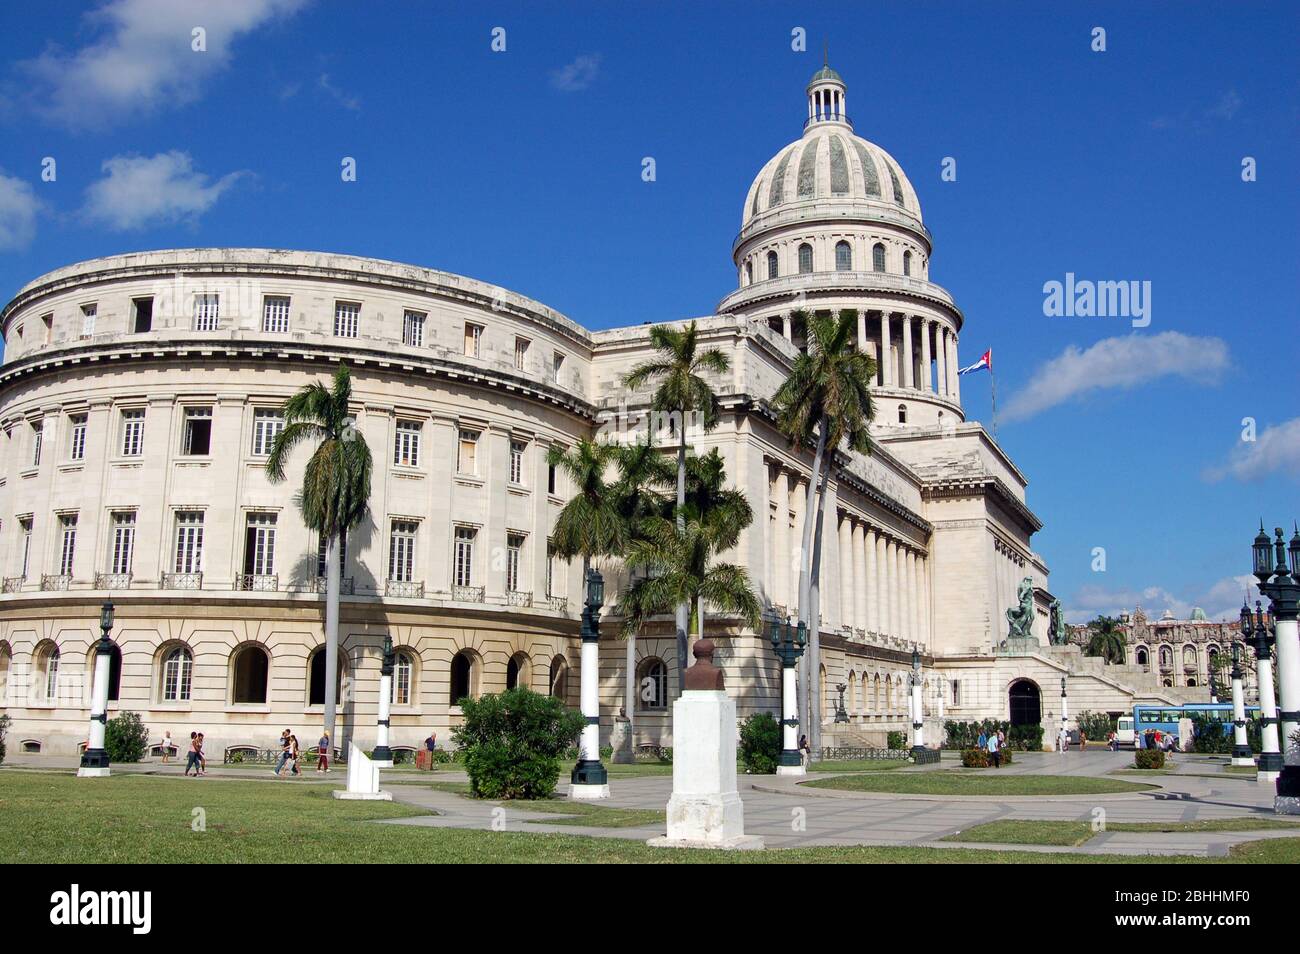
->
[1120, 703, 1261, 746]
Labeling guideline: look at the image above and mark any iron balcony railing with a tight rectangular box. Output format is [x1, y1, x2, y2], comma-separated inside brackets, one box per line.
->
[236, 574, 279, 592]
[545, 595, 568, 613]
[506, 589, 532, 608]
[94, 572, 133, 589]
[385, 579, 424, 599]
[2, 576, 24, 594]
[41, 574, 72, 591]
[161, 571, 203, 590]
[452, 584, 485, 603]
[311, 576, 355, 595]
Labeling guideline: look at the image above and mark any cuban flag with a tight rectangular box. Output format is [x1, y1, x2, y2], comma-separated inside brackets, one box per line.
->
[958, 349, 991, 375]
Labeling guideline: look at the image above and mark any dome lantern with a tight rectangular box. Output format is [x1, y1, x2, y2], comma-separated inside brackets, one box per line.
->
[806, 50, 849, 130]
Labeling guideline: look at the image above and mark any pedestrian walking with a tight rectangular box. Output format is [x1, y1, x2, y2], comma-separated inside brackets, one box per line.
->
[273, 729, 291, 777]
[184, 731, 199, 776]
[195, 733, 207, 776]
[160, 730, 173, 764]
[288, 734, 301, 776]
[317, 731, 330, 773]
[987, 729, 1001, 768]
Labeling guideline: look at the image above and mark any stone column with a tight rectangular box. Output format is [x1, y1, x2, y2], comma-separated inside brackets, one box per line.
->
[856, 311, 867, 354]
[901, 316, 914, 389]
[888, 538, 901, 638]
[866, 527, 879, 633]
[782, 313, 792, 342]
[790, 477, 805, 618]
[773, 469, 790, 610]
[879, 312, 892, 387]
[920, 318, 932, 392]
[908, 549, 919, 646]
[851, 520, 867, 631]
[877, 533, 890, 636]
[838, 515, 854, 627]
[935, 327, 947, 397]
[949, 334, 960, 400]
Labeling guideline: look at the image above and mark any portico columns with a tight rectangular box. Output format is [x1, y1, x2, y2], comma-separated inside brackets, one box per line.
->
[866, 527, 879, 633]
[935, 327, 948, 397]
[908, 549, 919, 644]
[901, 315, 914, 389]
[773, 469, 790, 610]
[856, 311, 867, 354]
[920, 318, 932, 392]
[877, 534, 890, 636]
[948, 334, 960, 400]
[782, 313, 793, 341]
[878, 312, 892, 387]
[838, 516, 853, 627]
[851, 520, 867, 631]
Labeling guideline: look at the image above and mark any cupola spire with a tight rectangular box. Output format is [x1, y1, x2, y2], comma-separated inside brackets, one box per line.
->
[805, 51, 849, 130]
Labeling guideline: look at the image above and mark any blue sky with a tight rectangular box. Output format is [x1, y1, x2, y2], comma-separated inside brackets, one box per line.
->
[0, 1, 1295, 621]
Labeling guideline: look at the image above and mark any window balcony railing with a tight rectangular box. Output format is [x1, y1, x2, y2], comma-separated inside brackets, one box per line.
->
[545, 595, 568, 613]
[41, 574, 72, 591]
[161, 571, 203, 590]
[2, 576, 24, 594]
[385, 579, 424, 599]
[94, 572, 133, 590]
[452, 584, 485, 603]
[311, 576, 355, 596]
[506, 589, 532, 608]
[236, 573, 279, 592]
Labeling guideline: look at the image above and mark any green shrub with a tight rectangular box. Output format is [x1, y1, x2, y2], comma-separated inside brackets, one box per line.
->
[961, 747, 988, 768]
[0, 713, 9, 765]
[1008, 724, 1043, 751]
[887, 731, 907, 751]
[739, 712, 781, 774]
[1076, 710, 1116, 741]
[430, 748, 452, 764]
[1134, 749, 1166, 770]
[453, 688, 585, 799]
[104, 711, 149, 763]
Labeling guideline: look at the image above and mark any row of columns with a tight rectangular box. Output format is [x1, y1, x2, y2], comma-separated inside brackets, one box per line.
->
[808, 86, 845, 123]
[836, 512, 930, 645]
[768, 467, 807, 616]
[850, 311, 959, 400]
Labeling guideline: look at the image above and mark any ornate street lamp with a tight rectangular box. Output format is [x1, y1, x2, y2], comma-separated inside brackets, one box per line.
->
[78, 601, 115, 778]
[1060, 676, 1069, 742]
[1241, 598, 1282, 782]
[570, 568, 609, 799]
[769, 613, 807, 775]
[909, 646, 925, 759]
[1249, 523, 1300, 811]
[1229, 641, 1253, 767]
[372, 634, 395, 767]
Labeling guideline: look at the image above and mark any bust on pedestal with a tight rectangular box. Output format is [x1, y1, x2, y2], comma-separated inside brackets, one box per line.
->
[648, 639, 764, 851]
[610, 707, 634, 764]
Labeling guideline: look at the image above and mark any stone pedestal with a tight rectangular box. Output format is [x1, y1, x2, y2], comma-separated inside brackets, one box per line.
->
[610, 713, 634, 764]
[332, 742, 392, 801]
[647, 690, 764, 850]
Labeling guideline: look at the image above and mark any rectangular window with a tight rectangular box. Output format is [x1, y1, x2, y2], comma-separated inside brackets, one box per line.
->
[547, 452, 559, 495]
[403, 310, 425, 347]
[243, 513, 277, 576]
[456, 429, 479, 475]
[193, 293, 220, 331]
[453, 526, 476, 587]
[392, 653, 410, 706]
[30, 421, 42, 467]
[951, 680, 961, 706]
[553, 351, 565, 381]
[316, 530, 348, 578]
[120, 409, 145, 457]
[545, 541, 555, 597]
[262, 296, 291, 333]
[464, 322, 483, 357]
[333, 301, 360, 338]
[388, 520, 418, 583]
[132, 297, 154, 333]
[110, 511, 136, 575]
[251, 408, 284, 456]
[58, 514, 77, 576]
[19, 518, 32, 578]
[80, 303, 97, 338]
[182, 407, 212, 456]
[506, 533, 525, 593]
[509, 440, 526, 485]
[514, 337, 530, 371]
[68, 415, 87, 461]
[41, 313, 53, 344]
[173, 512, 204, 573]
[394, 420, 421, 467]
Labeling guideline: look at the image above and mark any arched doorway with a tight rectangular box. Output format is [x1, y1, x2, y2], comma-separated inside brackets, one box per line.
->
[1008, 679, 1041, 726]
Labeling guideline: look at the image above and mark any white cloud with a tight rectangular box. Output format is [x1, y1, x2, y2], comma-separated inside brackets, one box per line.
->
[83, 151, 245, 231]
[18, 0, 307, 129]
[1065, 575, 1259, 625]
[1003, 331, 1229, 422]
[550, 54, 601, 92]
[0, 171, 40, 250]
[1204, 416, 1300, 483]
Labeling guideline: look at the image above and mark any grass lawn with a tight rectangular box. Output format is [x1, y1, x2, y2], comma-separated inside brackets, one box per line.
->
[502, 800, 665, 828]
[804, 770, 1157, 796]
[0, 770, 1286, 863]
[807, 759, 910, 773]
[943, 818, 1300, 849]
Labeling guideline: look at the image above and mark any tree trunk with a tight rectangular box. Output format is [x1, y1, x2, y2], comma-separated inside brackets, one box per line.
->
[674, 433, 689, 693]
[808, 457, 832, 752]
[796, 421, 828, 753]
[322, 532, 341, 752]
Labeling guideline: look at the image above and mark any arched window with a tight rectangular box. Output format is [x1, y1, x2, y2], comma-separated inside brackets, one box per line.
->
[1159, 646, 1173, 669]
[766, 250, 779, 279]
[834, 241, 852, 271]
[36, 642, 60, 702]
[1182, 645, 1197, 669]
[903, 250, 912, 276]
[231, 644, 269, 705]
[506, 652, 531, 691]
[308, 647, 345, 707]
[637, 657, 668, 711]
[93, 644, 122, 703]
[798, 243, 813, 274]
[1135, 646, 1149, 668]
[392, 650, 414, 706]
[847, 671, 858, 712]
[1186, 677, 1197, 687]
[160, 646, 193, 702]
[897, 404, 908, 424]
[549, 654, 570, 701]
[872, 243, 886, 272]
[744, 261, 753, 286]
[450, 650, 478, 705]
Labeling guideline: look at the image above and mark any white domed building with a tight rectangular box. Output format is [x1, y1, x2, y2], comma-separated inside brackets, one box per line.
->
[0, 67, 1193, 760]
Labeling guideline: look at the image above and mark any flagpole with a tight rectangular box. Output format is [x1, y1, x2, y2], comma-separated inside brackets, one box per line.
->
[990, 366, 998, 440]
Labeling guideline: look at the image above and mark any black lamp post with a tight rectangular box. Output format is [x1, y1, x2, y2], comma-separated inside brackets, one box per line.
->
[78, 601, 115, 777]
[1248, 523, 1300, 807]
[908, 647, 926, 759]
[770, 614, 807, 774]
[570, 568, 609, 797]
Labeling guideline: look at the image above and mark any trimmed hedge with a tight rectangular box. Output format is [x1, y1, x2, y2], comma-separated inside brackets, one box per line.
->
[452, 687, 585, 799]
[1134, 749, 1166, 770]
[945, 720, 1043, 751]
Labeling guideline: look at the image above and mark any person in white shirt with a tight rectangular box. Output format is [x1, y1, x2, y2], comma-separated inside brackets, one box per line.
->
[1058, 726, 1069, 753]
[986, 730, 1001, 768]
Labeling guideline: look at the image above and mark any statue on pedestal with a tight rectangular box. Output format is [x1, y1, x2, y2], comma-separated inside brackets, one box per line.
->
[610, 706, 633, 764]
[1048, 597, 1066, 645]
[1005, 577, 1035, 641]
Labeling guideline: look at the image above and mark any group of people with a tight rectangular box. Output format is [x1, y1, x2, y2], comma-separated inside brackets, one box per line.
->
[273, 729, 332, 777]
[1136, 728, 1178, 753]
[976, 728, 1006, 767]
[1057, 727, 1088, 751]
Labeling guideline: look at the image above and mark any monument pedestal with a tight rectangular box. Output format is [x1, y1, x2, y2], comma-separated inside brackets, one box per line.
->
[647, 688, 764, 851]
[332, 742, 392, 801]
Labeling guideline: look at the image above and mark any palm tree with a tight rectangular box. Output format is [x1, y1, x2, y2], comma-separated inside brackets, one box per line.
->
[265, 364, 373, 745]
[547, 438, 627, 582]
[680, 448, 754, 642]
[1084, 616, 1127, 664]
[772, 309, 876, 749]
[623, 321, 730, 684]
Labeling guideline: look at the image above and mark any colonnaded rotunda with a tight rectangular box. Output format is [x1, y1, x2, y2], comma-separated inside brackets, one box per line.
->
[0, 66, 1193, 760]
